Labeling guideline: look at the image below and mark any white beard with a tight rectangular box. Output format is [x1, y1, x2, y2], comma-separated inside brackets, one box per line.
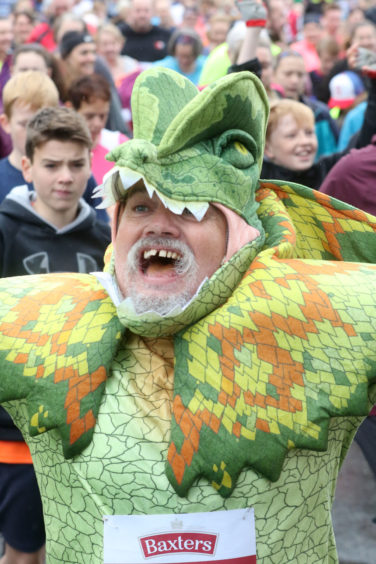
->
[128, 290, 196, 316]
[120, 236, 199, 316]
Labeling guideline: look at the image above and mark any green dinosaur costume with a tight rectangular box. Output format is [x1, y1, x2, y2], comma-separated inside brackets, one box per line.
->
[1, 68, 376, 563]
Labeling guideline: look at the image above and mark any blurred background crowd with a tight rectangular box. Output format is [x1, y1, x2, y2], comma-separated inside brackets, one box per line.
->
[0, 0, 376, 171]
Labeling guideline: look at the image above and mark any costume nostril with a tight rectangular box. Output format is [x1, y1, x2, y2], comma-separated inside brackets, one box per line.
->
[135, 148, 149, 163]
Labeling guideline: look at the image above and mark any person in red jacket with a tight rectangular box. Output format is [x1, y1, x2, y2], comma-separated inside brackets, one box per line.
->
[26, 0, 74, 51]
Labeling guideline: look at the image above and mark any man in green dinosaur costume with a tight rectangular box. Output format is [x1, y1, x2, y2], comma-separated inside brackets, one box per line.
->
[1, 67, 376, 564]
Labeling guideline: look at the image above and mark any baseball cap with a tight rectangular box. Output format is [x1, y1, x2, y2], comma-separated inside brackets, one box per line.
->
[328, 71, 365, 109]
[60, 31, 94, 59]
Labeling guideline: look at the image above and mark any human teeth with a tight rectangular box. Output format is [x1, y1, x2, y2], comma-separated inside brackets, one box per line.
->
[143, 249, 180, 260]
[143, 249, 157, 259]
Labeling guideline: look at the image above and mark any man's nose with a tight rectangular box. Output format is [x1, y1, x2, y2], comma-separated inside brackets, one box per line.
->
[58, 166, 73, 183]
[144, 207, 180, 237]
[92, 115, 103, 128]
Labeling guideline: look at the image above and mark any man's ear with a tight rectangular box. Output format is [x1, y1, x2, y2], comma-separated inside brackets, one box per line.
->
[111, 202, 123, 241]
[0, 113, 10, 134]
[21, 155, 33, 183]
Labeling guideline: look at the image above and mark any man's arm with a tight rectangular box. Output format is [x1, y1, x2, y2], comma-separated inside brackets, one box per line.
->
[235, 0, 267, 65]
[227, 0, 267, 77]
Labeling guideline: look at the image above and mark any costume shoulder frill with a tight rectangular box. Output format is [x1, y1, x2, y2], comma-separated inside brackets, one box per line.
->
[1, 182, 376, 498]
[0, 272, 124, 458]
[167, 180, 376, 497]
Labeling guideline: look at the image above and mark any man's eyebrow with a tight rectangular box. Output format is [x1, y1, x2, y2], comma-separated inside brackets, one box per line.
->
[40, 158, 86, 164]
[126, 184, 148, 199]
[40, 158, 60, 163]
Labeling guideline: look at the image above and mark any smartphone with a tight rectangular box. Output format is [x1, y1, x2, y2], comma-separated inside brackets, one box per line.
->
[355, 47, 376, 69]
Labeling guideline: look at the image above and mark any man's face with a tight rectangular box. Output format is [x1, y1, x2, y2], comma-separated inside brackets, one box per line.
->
[56, 20, 85, 44]
[0, 18, 13, 56]
[267, 0, 287, 34]
[1, 102, 35, 159]
[348, 9, 365, 28]
[128, 0, 153, 33]
[175, 43, 196, 73]
[13, 13, 35, 45]
[114, 185, 227, 314]
[303, 22, 322, 46]
[77, 98, 110, 147]
[182, 8, 198, 28]
[50, 0, 73, 18]
[22, 140, 91, 225]
[274, 56, 306, 100]
[322, 9, 342, 35]
[13, 52, 49, 74]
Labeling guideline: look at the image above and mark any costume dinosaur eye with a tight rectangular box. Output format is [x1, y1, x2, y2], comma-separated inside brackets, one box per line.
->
[220, 141, 254, 169]
[234, 141, 249, 155]
[214, 130, 256, 170]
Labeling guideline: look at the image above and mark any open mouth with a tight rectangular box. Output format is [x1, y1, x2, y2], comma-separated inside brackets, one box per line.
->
[296, 150, 313, 158]
[140, 248, 183, 276]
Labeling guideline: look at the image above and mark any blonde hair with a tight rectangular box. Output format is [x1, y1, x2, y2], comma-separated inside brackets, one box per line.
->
[266, 99, 315, 141]
[2, 71, 59, 118]
[316, 36, 340, 58]
[206, 13, 231, 42]
[96, 22, 125, 45]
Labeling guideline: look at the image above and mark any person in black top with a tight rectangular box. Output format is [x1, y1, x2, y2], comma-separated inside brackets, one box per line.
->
[117, 0, 173, 63]
[0, 106, 110, 564]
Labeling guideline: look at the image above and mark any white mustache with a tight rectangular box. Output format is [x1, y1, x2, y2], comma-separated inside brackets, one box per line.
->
[126, 236, 197, 275]
[122, 236, 200, 316]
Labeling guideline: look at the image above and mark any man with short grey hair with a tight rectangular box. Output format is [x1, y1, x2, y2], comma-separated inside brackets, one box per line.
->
[118, 0, 172, 62]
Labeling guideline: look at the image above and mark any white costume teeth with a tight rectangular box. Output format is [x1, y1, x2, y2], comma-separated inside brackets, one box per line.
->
[96, 166, 210, 221]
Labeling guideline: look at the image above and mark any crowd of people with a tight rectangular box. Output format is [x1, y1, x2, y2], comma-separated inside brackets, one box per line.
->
[0, 0, 375, 563]
[0, 1, 374, 189]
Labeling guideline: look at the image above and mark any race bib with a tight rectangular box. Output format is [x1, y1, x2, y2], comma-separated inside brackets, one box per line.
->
[103, 508, 256, 563]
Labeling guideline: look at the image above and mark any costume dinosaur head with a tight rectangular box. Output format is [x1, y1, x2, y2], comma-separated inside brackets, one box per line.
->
[95, 68, 270, 335]
[99, 67, 269, 232]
